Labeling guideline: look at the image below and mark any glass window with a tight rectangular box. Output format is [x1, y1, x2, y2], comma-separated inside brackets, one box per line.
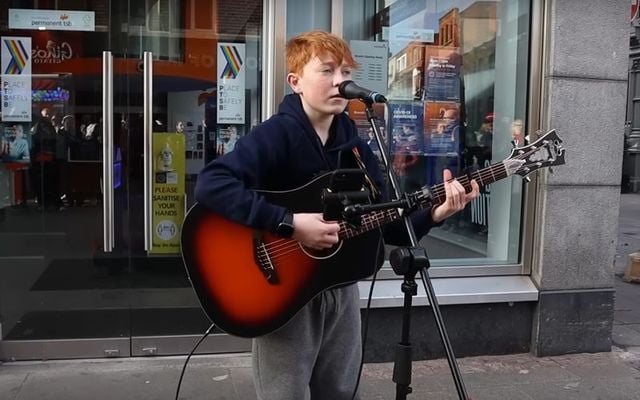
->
[344, 0, 531, 269]
[286, 0, 331, 38]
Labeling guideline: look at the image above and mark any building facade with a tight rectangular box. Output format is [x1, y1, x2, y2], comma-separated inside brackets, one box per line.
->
[0, 0, 628, 362]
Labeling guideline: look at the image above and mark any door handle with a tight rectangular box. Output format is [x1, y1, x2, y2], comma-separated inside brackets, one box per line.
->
[143, 52, 153, 252]
[102, 51, 114, 252]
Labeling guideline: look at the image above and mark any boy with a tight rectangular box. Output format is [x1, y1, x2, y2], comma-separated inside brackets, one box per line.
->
[194, 31, 479, 400]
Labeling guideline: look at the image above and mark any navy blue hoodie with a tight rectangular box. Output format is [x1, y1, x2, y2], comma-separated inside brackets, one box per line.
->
[194, 94, 437, 244]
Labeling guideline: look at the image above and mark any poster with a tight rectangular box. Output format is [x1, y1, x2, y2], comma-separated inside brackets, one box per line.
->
[388, 101, 424, 155]
[217, 43, 245, 124]
[151, 133, 185, 254]
[0, 123, 30, 162]
[423, 46, 461, 102]
[346, 100, 386, 157]
[423, 101, 460, 154]
[1, 36, 32, 122]
[423, 101, 461, 186]
[215, 125, 243, 157]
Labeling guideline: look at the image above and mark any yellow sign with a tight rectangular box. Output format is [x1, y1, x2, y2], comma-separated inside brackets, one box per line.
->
[151, 133, 185, 254]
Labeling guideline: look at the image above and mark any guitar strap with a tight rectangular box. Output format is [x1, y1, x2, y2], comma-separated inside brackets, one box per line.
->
[351, 146, 382, 202]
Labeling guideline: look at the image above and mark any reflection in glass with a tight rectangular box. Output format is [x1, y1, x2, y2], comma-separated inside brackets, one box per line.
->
[344, 1, 531, 266]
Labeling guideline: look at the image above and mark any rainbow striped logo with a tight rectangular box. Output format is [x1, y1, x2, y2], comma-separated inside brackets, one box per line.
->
[3, 39, 29, 75]
[219, 45, 243, 79]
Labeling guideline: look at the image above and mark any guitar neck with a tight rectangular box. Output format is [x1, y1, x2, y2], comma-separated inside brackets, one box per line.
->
[429, 161, 508, 208]
[338, 161, 508, 239]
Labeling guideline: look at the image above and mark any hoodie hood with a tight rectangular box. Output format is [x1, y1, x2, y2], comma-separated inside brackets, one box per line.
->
[277, 94, 361, 153]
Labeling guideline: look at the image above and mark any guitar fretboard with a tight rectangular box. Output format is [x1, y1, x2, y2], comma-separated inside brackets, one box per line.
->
[338, 161, 509, 239]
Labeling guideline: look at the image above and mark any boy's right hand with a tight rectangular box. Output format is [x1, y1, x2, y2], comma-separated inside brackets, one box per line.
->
[292, 213, 340, 250]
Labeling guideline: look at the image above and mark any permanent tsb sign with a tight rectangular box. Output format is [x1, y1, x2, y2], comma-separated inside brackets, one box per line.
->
[9, 9, 95, 32]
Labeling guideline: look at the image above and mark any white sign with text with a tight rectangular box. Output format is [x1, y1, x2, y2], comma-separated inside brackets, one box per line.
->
[217, 43, 246, 124]
[9, 9, 95, 32]
[1, 37, 32, 122]
[350, 40, 389, 96]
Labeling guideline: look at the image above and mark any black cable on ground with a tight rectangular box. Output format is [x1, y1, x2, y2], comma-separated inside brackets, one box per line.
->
[175, 323, 216, 400]
[351, 235, 383, 400]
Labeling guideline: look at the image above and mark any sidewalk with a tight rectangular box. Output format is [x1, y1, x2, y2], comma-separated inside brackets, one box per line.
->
[1, 193, 640, 400]
[613, 193, 640, 354]
[1, 349, 640, 399]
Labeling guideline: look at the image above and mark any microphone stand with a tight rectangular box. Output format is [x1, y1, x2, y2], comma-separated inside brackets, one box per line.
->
[362, 100, 470, 400]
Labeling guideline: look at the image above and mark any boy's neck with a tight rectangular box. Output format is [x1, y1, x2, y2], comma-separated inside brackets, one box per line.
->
[304, 107, 334, 145]
[315, 122, 332, 145]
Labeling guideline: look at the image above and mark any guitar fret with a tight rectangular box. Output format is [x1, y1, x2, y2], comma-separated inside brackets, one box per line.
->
[339, 149, 547, 240]
[476, 170, 484, 186]
[339, 208, 401, 239]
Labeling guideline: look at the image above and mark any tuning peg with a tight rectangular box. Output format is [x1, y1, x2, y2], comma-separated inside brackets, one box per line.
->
[523, 176, 531, 183]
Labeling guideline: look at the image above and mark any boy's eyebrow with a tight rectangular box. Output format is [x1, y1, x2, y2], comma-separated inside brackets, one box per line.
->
[317, 60, 338, 67]
[316, 57, 351, 68]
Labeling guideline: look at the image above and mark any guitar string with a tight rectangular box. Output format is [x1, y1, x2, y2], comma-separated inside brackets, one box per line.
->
[262, 161, 512, 260]
[255, 211, 395, 263]
[261, 211, 387, 255]
[424, 145, 541, 204]
[259, 146, 544, 261]
[260, 167, 507, 261]
[255, 212, 395, 261]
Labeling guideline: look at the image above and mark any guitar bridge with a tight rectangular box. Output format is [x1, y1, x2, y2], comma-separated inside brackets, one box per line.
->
[253, 233, 279, 284]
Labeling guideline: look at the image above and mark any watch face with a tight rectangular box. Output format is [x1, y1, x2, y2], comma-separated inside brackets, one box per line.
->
[277, 222, 294, 238]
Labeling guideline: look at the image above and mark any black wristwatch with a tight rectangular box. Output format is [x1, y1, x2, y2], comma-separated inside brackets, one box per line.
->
[276, 211, 295, 238]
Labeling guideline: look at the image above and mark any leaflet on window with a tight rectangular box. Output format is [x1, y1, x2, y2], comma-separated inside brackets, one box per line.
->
[151, 133, 186, 254]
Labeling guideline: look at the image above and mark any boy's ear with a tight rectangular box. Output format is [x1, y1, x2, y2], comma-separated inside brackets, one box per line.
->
[287, 72, 302, 94]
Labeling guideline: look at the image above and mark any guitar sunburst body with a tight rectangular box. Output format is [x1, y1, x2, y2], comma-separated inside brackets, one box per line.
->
[182, 173, 382, 338]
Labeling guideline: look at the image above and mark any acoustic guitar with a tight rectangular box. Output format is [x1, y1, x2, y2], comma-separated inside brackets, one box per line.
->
[181, 129, 565, 337]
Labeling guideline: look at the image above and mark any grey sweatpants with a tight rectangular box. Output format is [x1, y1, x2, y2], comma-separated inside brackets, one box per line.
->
[252, 283, 362, 400]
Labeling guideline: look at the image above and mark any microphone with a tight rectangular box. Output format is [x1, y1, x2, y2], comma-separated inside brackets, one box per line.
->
[338, 81, 387, 103]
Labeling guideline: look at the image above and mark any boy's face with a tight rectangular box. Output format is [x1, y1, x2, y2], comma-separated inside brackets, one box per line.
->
[287, 53, 353, 121]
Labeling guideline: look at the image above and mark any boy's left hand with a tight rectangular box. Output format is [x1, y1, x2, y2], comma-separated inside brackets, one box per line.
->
[431, 169, 480, 224]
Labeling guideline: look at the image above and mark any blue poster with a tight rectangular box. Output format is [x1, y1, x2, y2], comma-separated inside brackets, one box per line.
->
[423, 47, 461, 102]
[389, 101, 424, 155]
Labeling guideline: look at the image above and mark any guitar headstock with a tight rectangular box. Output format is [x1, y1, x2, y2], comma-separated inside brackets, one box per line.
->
[504, 129, 565, 177]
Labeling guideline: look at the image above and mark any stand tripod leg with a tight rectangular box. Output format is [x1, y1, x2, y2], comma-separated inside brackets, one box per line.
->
[420, 267, 469, 399]
[365, 103, 470, 399]
[389, 247, 470, 400]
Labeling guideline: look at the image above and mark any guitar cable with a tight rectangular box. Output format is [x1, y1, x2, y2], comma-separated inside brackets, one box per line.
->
[174, 322, 216, 400]
[350, 233, 384, 400]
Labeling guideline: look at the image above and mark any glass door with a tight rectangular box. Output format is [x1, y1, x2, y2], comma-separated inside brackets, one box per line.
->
[120, 0, 263, 356]
[0, 0, 263, 360]
[0, 2, 132, 359]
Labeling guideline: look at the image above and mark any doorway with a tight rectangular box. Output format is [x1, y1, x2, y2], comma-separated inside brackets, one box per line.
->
[0, 0, 262, 360]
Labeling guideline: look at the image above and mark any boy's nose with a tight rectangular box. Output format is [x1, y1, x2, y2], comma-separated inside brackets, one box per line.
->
[333, 73, 347, 86]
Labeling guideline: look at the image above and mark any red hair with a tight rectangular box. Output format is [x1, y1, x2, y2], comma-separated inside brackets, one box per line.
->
[286, 31, 359, 75]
